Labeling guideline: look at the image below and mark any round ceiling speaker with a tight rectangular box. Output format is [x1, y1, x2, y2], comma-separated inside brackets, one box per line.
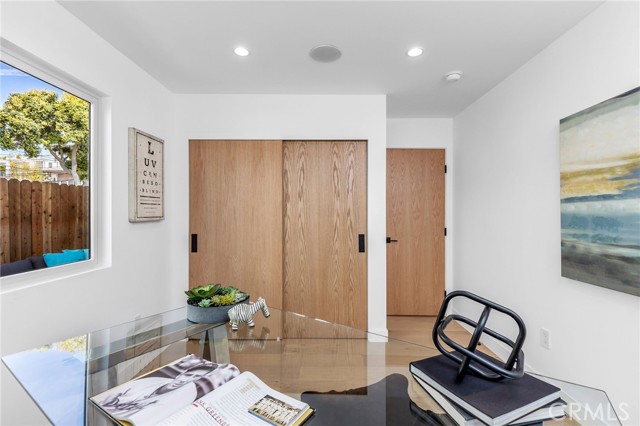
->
[309, 45, 342, 63]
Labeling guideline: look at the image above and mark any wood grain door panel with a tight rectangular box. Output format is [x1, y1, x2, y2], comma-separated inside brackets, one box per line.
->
[189, 140, 284, 309]
[387, 149, 445, 315]
[283, 141, 367, 330]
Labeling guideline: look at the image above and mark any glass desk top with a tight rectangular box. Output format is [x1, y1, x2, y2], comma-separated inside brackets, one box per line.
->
[2, 307, 621, 426]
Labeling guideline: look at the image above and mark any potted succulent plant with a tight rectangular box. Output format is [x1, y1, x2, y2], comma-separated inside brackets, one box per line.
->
[185, 284, 250, 323]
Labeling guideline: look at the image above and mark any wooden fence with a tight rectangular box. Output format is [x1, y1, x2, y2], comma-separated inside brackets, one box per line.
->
[0, 178, 89, 264]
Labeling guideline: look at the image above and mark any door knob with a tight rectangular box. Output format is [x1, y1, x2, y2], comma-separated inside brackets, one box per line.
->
[386, 237, 398, 243]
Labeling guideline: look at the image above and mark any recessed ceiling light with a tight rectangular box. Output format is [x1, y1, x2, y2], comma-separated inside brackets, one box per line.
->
[310, 45, 342, 63]
[234, 47, 250, 57]
[445, 70, 463, 81]
[407, 47, 423, 57]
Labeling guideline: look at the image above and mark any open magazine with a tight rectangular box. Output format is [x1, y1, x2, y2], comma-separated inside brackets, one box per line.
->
[90, 354, 314, 426]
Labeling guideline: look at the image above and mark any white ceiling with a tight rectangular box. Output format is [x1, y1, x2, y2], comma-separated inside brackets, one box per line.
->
[59, 1, 603, 118]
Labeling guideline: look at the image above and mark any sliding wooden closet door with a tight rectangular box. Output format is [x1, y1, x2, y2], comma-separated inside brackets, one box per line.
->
[283, 141, 367, 330]
[189, 140, 283, 309]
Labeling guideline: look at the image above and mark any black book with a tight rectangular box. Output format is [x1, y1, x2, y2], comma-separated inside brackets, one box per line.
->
[409, 355, 561, 426]
[412, 373, 566, 426]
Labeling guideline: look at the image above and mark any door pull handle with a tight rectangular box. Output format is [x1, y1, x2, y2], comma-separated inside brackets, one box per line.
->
[191, 234, 198, 253]
[386, 237, 398, 244]
[358, 234, 366, 253]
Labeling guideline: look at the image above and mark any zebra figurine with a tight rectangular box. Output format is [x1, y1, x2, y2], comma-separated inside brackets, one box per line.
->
[228, 297, 270, 331]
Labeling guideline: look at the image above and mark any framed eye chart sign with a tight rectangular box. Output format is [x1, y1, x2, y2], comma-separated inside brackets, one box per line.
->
[128, 128, 164, 222]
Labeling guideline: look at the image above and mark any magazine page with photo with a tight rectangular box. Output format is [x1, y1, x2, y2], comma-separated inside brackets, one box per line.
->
[91, 354, 314, 426]
[157, 371, 314, 426]
[90, 354, 240, 425]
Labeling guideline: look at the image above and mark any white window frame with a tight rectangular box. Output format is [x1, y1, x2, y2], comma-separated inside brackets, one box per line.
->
[0, 44, 106, 293]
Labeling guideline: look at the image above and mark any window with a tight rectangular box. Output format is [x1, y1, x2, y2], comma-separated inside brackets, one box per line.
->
[0, 53, 97, 278]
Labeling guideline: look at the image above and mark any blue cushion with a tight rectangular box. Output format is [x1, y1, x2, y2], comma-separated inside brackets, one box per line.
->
[62, 249, 89, 260]
[43, 250, 86, 267]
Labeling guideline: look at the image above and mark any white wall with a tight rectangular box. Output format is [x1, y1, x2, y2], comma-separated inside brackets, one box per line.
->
[387, 118, 454, 294]
[0, 2, 181, 424]
[453, 2, 639, 424]
[173, 94, 388, 335]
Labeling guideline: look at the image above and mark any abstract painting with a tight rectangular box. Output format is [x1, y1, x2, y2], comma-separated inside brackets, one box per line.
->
[560, 87, 639, 296]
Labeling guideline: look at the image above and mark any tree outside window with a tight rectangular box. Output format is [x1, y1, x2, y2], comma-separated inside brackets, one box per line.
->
[0, 88, 89, 185]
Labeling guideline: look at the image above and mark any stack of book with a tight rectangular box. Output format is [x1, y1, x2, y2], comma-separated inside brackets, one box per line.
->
[410, 354, 566, 426]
